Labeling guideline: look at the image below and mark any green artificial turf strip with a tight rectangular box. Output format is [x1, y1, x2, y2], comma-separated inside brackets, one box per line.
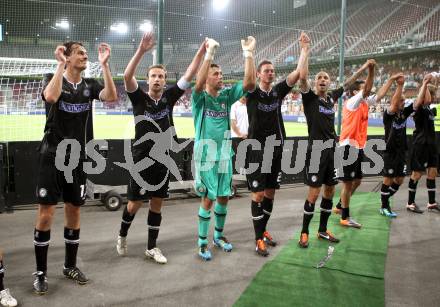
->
[235, 192, 390, 307]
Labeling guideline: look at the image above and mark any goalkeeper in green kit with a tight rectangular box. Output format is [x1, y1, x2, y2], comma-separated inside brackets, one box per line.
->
[192, 37, 256, 260]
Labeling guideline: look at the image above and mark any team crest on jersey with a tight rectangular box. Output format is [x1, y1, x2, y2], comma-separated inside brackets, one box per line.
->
[311, 175, 317, 182]
[83, 89, 90, 97]
[273, 91, 278, 97]
[252, 180, 259, 188]
[221, 103, 225, 110]
[198, 186, 205, 193]
[39, 188, 47, 198]
[162, 97, 167, 104]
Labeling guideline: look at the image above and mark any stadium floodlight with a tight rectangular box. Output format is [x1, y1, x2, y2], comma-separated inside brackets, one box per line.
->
[139, 21, 153, 33]
[55, 20, 69, 30]
[213, 0, 230, 11]
[110, 22, 128, 34]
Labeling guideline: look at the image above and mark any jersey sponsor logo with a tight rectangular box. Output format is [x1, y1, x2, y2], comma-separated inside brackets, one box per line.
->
[257, 102, 279, 112]
[204, 109, 227, 118]
[392, 121, 406, 130]
[144, 108, 169, 121]
[319, 105, 335, 115]
[59, 101, 91, 113]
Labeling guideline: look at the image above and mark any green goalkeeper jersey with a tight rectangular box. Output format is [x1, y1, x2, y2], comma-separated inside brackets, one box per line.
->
[192, 81, 244, 162]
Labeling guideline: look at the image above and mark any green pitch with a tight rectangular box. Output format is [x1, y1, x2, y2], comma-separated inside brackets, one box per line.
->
[0, 114, 397, 142]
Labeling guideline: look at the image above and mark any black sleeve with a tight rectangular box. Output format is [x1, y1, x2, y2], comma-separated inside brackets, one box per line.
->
[89, 78, 104, 100]
[300, 88, 316, 105]
[127, 86, 147, 108]
[245, 90, 258, 106]
[383, 111, 391, 125]
[165, 84, 185, 107]
[402, 103, 415, 119]
[41, 73, 54, 102]
[330, 87, 344, 102]
[274, 79, 293, 100]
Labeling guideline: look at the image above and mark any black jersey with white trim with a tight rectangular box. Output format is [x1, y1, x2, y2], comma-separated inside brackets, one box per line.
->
[128, 84, 185, 152]
[412, 105, 437, 145]
[40, 73, 103, 155]
[301, 87, 343, 143]
[383, 102, 414, 152]
[246, 80, 292, 143]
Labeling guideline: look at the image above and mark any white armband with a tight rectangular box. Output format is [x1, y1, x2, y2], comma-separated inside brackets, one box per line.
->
[177, 77, 191, 90]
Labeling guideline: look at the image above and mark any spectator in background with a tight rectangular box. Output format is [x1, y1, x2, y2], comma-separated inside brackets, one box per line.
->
[230, 96, 248, 139]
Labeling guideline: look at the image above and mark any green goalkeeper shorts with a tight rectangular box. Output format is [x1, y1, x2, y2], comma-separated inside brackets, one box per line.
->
[194, 160, 233, 200]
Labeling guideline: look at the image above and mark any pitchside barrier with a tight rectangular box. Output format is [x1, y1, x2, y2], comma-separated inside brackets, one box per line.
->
[0, 135, 429, 210]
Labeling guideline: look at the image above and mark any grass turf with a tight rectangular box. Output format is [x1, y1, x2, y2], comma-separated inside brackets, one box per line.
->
[234, 192, 390, 307]
[0, 115, 395, 142]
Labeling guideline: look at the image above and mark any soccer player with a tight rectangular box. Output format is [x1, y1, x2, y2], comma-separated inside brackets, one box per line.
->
[0, 250, 17, 307]
[298, 36, 376, 248]
[192, 37, 256, 260]
[33, 41, 117, 294]
[116, 33, 207, 263]
[335, 59, 377, 229]
[380, 73, 415, 217]
[246, 33, 306, 257]
[406, 74, 439, 213]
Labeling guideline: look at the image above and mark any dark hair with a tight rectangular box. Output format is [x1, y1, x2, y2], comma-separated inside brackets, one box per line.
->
[63, 41, 84, 56]
[257, 60, 273, 72]
[147, 64, 167, 79]
[347, 80, 365, 95]
[210, 63, 220, 69]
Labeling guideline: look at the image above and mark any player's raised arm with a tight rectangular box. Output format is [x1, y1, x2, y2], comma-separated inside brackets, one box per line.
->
[388, 76, 404, 114]
[414, 74, 432, 110]
[343, 59, 371, 90]
[241, 36, 256, 92]
[298, 33, 311, 93]
[181, 39, 207, 84]
[289, 32, 309, 87]
[43, 45, 67, 104]
[98, 43, 118, 102]
[123, 32, 155, 92]
[376, 72, 404, 102]
[362, 59, 376, 98]
[194, 38, 219, 93]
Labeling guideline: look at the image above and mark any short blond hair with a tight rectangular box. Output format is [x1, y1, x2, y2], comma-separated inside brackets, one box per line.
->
[147, 64, 167, 79]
